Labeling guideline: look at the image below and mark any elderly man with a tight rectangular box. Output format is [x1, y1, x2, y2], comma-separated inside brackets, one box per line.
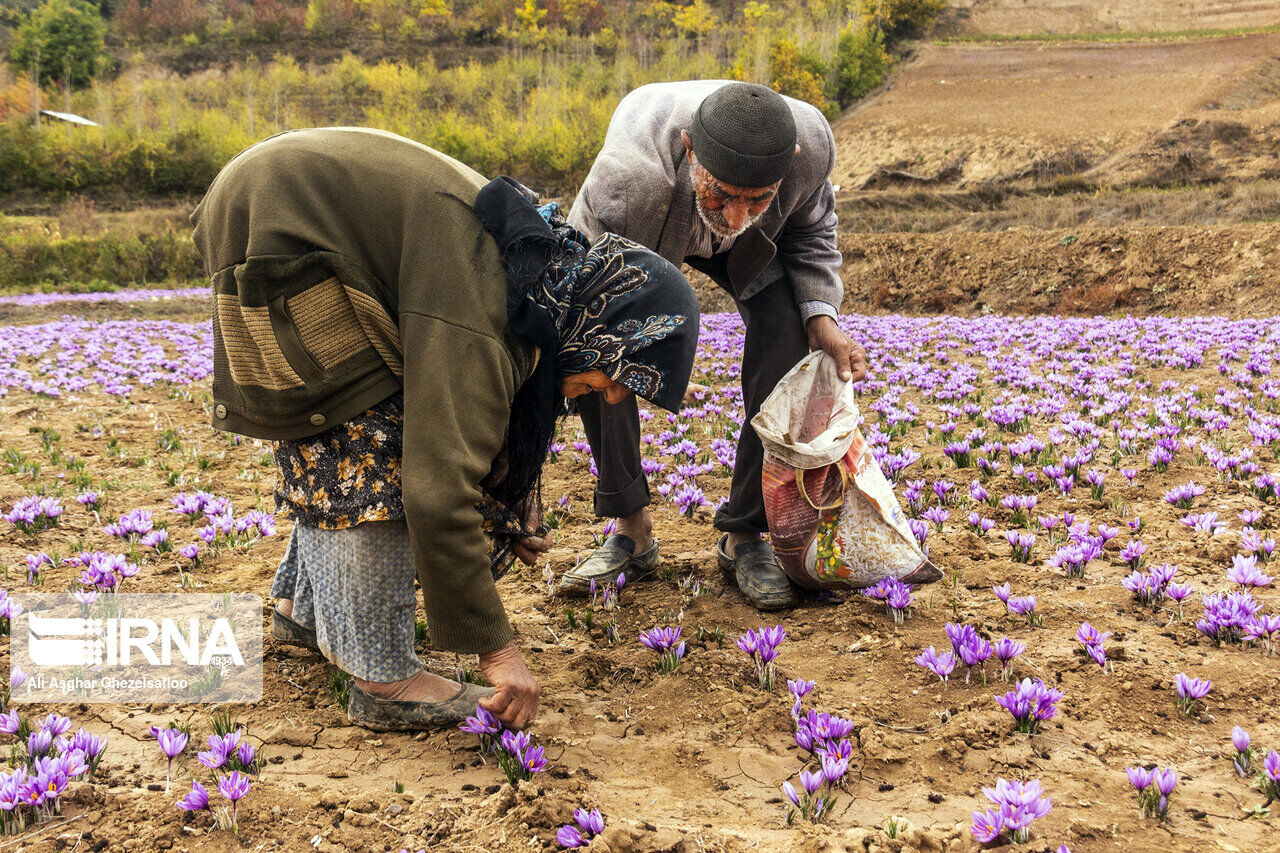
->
[559, 80, 866, 610]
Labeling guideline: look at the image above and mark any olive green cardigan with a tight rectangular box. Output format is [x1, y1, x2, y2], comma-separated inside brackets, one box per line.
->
[191, 127, 538, 655]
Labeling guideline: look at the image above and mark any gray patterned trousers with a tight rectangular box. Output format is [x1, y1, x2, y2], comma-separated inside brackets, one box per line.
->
[271, 520, 422, 682]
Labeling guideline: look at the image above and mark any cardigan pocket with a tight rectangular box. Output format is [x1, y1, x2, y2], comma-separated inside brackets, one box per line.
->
[268, 294, 326, 384]
[281, 276, 404, 379]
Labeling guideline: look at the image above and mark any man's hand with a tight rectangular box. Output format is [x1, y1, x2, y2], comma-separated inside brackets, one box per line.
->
[478, 640, 541, 730]
[806, 315, 867, 382]
[511, 499, 551, 566]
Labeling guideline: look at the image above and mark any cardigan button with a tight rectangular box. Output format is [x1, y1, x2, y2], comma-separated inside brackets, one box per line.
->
[310, 413, 326, 426]
[214, 405, 226, 419]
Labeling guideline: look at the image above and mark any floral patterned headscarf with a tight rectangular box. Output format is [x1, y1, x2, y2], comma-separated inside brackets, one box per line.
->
[477, 176, 699, 412]
[472, 176, 700, 509]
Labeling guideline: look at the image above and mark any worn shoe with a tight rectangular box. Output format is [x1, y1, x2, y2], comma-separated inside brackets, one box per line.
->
[558, 534, 660, 596]
[347, 680, 494, 732]
[271, 608, 320, 653]
[717, 535, 798, 610]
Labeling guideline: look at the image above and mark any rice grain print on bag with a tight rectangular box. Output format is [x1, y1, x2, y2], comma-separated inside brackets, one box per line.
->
[754, 351, 943, 590]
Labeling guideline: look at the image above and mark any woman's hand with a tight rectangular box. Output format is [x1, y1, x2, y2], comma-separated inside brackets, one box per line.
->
[512, 499, 551, 565]
[478, 640, 541, 729]
[512, 533, 552, 566]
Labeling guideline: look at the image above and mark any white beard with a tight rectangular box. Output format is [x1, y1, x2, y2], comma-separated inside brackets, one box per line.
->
[689, 158, 762, 240]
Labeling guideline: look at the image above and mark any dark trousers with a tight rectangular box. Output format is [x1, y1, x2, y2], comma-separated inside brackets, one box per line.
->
[576, 256, 810, 534]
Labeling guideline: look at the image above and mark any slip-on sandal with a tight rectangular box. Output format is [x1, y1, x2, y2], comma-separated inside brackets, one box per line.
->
[558, 534, 659, 596]
[346, 679, 494, 732]
[717, 534, 798, 611]
[271, 608, 320, 653]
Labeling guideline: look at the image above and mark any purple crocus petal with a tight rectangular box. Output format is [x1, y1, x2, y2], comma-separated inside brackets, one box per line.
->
[1264, 750, 1280, 781]
[574, 807, 604, 836]
[970, 808, 1004, 844]
[556, 825, 587, 848]
[217, 769, 252, 802]
[1232, 726, 1250, 754]
[1126, 766, 1154, 791]
[176, 779, 210, 812]
[155, 728, 188, 759]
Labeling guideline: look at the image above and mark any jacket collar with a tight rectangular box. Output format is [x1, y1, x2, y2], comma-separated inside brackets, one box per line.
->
[656, 154, 697, 264]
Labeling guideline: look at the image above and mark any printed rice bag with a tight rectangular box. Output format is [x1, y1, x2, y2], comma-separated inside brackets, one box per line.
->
[753, 350, 942, 590]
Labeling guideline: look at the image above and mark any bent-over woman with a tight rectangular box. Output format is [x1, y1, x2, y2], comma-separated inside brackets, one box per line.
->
[191, 127, 700, 731]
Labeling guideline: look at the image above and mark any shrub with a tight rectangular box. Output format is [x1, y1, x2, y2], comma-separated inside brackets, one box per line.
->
[768, 37, 829, 116]
[835, 23, 889, 107]
[0, 230, 204, 291]
[861, 0, 945, 40]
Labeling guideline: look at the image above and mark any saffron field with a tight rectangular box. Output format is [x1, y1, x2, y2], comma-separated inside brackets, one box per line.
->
[0, 293, 1277, 852]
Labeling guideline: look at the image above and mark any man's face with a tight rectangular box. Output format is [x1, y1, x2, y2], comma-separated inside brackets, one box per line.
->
[682, 130, 784, 239]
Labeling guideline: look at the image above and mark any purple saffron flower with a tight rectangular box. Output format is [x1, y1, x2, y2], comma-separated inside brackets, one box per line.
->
[821, 753, 849, 784]
[914, 646, 956, 683]
[993, 637, 1024, 680]
[0, 710, 19, 735]
[39, 713, 71, 737]
[574, 807, 604, 836]
[970, 808, 1004, 844]
[1265, 750, 1280, 781]
[463, 704, 501, 735]
[995, 678, 1063, 733]
[218, 769, 252, 825]
[1075, 623, 1110, 647]
[556, 825, 587, 848]
[1126, 766, 1154, 791]
[1228, 554, 1272, 588]
[1008, 595, 1039, 625]
[176, 779, 209, 812]
[1175, 673, 1211, 715]
[787, 679, 815, 699]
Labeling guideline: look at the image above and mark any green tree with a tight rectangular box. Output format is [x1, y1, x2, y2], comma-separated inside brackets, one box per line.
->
[8, 0, 107, 88]
[835, 23, 888, 107]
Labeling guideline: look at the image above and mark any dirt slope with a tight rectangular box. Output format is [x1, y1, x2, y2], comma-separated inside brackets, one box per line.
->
[830, 34, 1280, 195]
[834, 223, 1280, 317]
[938, 0, 1280, 37]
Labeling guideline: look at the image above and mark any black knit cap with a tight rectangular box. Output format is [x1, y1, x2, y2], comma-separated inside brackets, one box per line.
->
[689, 83, 797, 187]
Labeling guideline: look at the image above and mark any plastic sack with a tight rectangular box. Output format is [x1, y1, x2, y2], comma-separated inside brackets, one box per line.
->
[753, 350, 942, 590]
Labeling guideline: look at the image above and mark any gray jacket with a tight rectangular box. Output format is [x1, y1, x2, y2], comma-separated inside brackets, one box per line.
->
[569, 79, 842, 308]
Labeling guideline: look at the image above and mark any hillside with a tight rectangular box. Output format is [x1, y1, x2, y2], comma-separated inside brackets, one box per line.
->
[938, 0, 1280, 37]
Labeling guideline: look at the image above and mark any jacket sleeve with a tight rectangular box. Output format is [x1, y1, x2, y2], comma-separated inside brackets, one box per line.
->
[398, 311, 516, 655]
[775, 123, 844, 313]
